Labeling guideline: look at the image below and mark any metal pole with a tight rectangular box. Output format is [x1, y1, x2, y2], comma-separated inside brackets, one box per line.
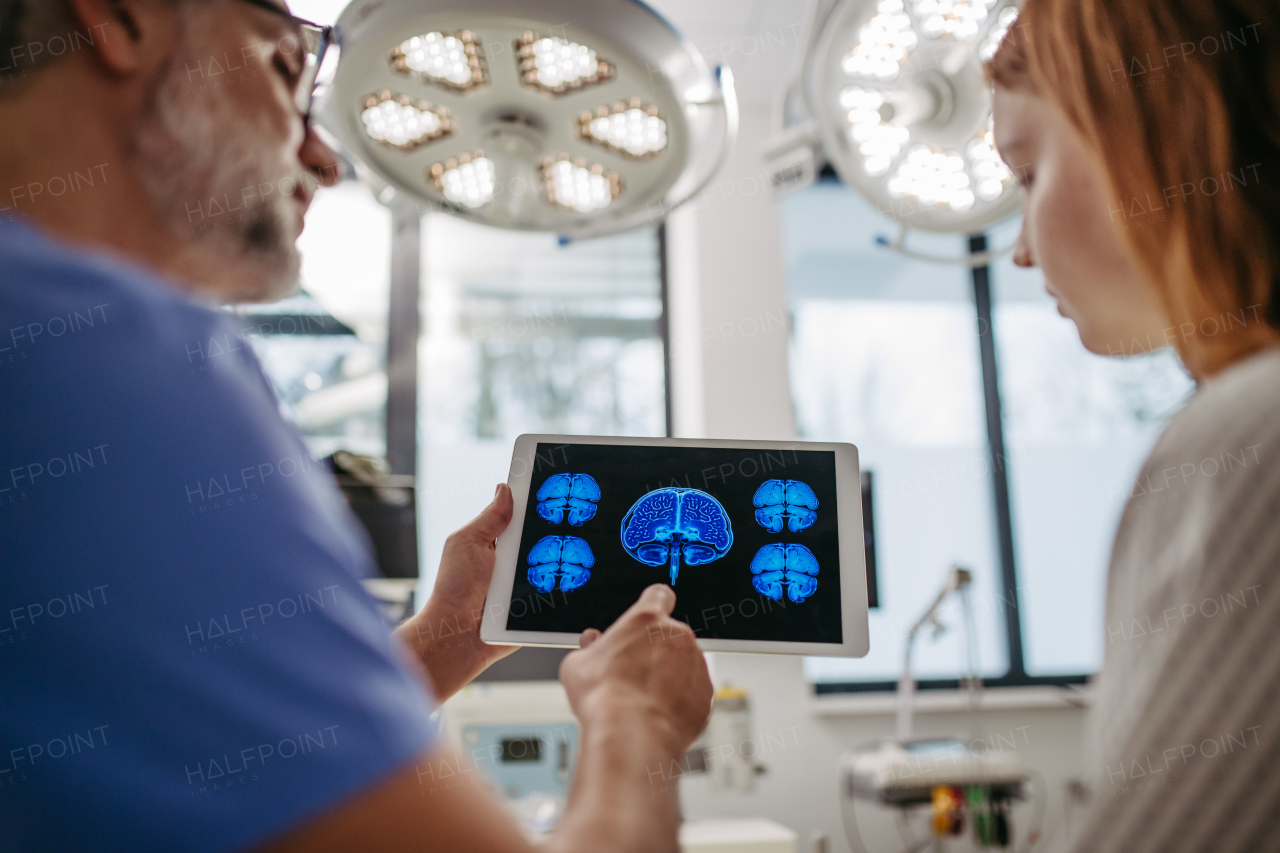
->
[969, 232, 1025, 677]
[657, 223, 674, 438]
[386, 202, 421, 477]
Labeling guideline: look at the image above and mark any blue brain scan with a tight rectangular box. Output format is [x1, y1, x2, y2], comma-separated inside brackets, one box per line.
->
[750, 543, 819, 603]
[527, 535, 595, 593]
[620, 488, 733, 585]
[753, 479, 819, 533]
[536, 473, 601, 526]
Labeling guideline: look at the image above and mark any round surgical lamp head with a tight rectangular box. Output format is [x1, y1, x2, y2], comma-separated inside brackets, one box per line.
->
[807, 0, 1022, 233]
[319, 0, 737, 238]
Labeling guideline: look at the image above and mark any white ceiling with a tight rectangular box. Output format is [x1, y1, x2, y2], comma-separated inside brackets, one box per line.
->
[644, 0, 806, 108]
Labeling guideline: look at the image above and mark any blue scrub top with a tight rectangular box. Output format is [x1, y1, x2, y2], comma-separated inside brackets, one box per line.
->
[0, 222, 438, 852]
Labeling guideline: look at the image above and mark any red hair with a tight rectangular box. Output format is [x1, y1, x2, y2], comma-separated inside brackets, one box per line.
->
[989, 0, 1280, 375]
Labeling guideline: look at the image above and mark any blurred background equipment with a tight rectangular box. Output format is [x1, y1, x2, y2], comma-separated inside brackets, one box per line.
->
[839, 738, 1038, 852]
[837, 565, 1040, 851]
[320, 0, 737, 238]
[326, 450, 420, 622]
[328, 450, 419, 577]
[443, 681, 801, 852]
[680, 819, 800, 853]
[442, 682, 579, 834]
[706, 685, 762, 795]
[896, 565, 976, 742]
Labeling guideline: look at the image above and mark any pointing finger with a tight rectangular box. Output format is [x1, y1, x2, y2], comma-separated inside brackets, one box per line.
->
[636, 584, 677, 615]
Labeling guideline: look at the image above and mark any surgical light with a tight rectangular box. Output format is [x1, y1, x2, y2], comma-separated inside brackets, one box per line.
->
[979, 6, 1020, 61]
[913, 0, 999, 41]
[842, 86, 910, 176]
[765, 0, 1023, 241]
[887, 145, 974, 211]
[516, 32, 615, 95]
[580, 99, 668, 159]
[542, 156, 621, 212]
[391, 31, 488, 91]
[967, 119, 1014, 200]
[321, 0, 736, 238]
[841, 0, 918, 82]
[361, 90, 452, 150]
[429, 151, 496, 208]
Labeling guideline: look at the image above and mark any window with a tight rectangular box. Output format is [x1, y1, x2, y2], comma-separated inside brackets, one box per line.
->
[244, 181, 392, 461]
[786, 182, 1194, 690]
[786, 184, 1008, 685]
[989, 220, 1194, 677]
[417, 216, 667, 591]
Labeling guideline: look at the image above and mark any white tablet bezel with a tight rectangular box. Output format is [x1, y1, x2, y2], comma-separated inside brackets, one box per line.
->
[480, 434, 870, 657]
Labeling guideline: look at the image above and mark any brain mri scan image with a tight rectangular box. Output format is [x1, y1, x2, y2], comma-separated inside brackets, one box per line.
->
[750, 542, 819, 603]
[620, 488, 734, 585]
[753, 479, 819, 533]
[536, 473, 602, 526]
[527, 535, 596, 593]
[507, 443, 846, 645]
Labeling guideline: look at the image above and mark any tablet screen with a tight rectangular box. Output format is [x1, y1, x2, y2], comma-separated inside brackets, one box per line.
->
[506, 442, 843, 644]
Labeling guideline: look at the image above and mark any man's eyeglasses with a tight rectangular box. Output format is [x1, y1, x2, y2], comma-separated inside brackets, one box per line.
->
[234, 0, 334, 124]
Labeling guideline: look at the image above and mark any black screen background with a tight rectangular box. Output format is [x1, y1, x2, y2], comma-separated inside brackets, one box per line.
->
[505, 443, 844, 644]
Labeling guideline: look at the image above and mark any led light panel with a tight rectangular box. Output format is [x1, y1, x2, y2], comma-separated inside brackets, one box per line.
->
[360, 91, 452, 150]
[541, 156, 621, 213]
[979, 6, 1020, 60]
[515, 32, 615, 95]
[580, 98, 668, 159]
[429, 151, 497, 209]
[913, 0, 999, 40]
[392, 30, 488, 91]
[841, 86, 909, 176]
[887, 145, 975, 211]
[842, 0, 918, 81]
[967, 121, 1014, 200]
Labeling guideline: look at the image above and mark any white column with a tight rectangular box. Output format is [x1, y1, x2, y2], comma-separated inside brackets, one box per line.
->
[665, 105, 796, 441]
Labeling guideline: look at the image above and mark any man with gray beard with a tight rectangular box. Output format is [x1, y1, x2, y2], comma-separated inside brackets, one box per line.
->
[0, 2, 712, 852]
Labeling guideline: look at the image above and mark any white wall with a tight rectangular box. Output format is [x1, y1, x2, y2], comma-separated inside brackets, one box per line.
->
[667, 104, 796, 442]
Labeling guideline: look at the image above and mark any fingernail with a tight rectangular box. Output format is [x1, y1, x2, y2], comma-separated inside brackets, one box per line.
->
[494, 483, 502, 496]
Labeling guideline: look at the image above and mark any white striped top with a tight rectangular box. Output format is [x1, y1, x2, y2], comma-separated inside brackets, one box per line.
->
[1073, 346, 1280, 852]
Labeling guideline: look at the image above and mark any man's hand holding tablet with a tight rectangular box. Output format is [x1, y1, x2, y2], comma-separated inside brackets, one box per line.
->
[394, 484, 521, 701]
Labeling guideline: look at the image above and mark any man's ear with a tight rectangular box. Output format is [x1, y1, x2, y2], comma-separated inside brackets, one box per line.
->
[66, 0, 181, 75]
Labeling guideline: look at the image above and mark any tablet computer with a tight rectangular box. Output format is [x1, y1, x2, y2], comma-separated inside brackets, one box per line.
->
[480, 435, 869, 657]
